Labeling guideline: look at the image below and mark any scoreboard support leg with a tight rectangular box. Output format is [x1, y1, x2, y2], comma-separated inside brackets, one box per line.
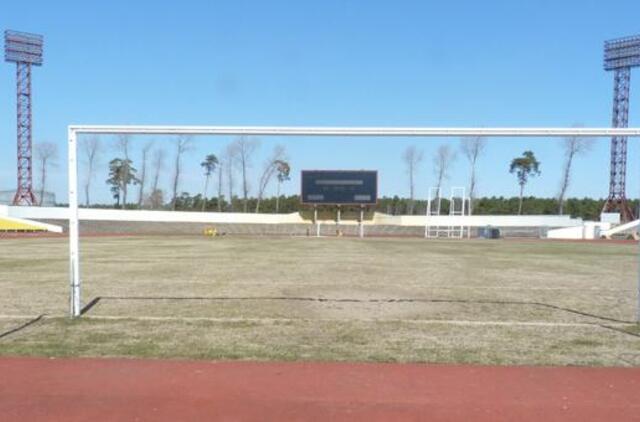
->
[314, 205, 320, 237]
[359, 206, 364, 238]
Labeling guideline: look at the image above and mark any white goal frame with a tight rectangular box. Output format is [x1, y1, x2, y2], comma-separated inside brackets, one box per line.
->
[67, 125, 640, 319]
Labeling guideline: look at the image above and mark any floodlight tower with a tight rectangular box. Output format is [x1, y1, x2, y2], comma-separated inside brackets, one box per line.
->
[4, 30, 44, 206]
[602, 35, 640, 222]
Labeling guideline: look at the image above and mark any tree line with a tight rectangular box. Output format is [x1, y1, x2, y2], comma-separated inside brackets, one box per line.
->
[29, 129, 610, 220]
[80, 192, 634, 222]
[402, 131, 594, 216]
[84, 135, 291, 213]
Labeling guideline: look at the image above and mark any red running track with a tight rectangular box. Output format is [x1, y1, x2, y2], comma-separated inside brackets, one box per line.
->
[0, 357, 639, 421]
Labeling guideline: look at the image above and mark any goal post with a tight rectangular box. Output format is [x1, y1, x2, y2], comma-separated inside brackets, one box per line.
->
[67, 125, 640, 318]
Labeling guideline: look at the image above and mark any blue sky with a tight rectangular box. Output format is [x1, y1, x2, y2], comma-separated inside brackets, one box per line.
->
[1, 0, 639, 204]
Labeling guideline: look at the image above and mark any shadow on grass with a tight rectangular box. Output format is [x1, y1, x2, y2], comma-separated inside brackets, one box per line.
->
[0, 315, 46, 340]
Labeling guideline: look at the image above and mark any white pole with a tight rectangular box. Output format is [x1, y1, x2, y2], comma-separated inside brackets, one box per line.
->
[68, 128, 81, 317]
[466, 197, 471, 239]
[314, 206, 320, 237]
[359, 206, 364, 238]
[425, 191, 431, 238]
[68, 125, 640, 138]
[460, 188, 465, 239]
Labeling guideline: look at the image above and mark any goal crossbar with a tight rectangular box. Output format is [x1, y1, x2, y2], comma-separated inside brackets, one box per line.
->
[69, 125, 640, 137]
[67, 125, 640, 318]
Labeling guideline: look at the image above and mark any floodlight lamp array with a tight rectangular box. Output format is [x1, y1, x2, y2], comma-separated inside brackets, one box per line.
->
[4, 30, 43, 65]
[604, 35, 640, 70]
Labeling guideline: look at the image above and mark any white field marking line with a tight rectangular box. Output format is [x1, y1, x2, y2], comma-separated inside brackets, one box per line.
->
[0, 314, 634, 328]
[103, 280, 633, 292]
[203, 284, 633, 292]
[73, 315, 636, 328]
[0, 315, 44, 320]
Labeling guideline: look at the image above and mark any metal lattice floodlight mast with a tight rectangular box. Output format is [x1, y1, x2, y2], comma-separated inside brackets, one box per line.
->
[603, 35, 640, 222]
[4, 30, 44, 206]
[67, 125, 640, 320]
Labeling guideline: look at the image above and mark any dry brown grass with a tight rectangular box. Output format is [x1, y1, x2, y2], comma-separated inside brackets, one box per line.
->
[1, 235, 638, 365]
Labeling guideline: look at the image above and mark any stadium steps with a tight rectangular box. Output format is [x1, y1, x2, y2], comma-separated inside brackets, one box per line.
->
[0, 216, 63, 233]
[36, 219, 549, 238]
[600, 219, 640, 240]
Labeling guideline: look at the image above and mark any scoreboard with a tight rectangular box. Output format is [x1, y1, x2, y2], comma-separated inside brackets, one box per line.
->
[301, 170, 377, 205]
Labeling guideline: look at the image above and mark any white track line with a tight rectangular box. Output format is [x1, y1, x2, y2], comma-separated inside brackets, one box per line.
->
[80, 315, 635, 328]
[0, 314, 634, 328]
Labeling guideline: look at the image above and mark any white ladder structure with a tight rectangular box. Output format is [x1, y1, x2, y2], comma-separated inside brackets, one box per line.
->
[425, 187, 468, 239]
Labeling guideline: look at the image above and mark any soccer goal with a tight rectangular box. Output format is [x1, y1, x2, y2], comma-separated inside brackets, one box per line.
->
[66, 125, 640, 321]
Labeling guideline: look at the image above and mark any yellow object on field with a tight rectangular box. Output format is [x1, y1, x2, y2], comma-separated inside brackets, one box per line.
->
[0, 217, 47, 232]
[203, 226, 217, 237]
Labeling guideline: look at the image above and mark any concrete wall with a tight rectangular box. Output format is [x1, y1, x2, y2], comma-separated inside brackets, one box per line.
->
[547, 222, 613, 240]
[5, 207, 306, 224]
[1, 206, 590, 238]
[376, 214, 582, 228]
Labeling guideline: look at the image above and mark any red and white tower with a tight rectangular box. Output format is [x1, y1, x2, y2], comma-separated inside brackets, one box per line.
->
[602, 35, 640, 222]
[4, 30, 43, 206]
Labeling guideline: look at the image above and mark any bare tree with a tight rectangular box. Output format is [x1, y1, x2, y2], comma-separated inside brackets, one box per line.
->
[433, 144, 457, 199]
[35, 142, 58, 206]
[117, 134, 131, 161]
[460, 136, 486, 214]
[558, 135, 593, 215]
[81, 136, 101, 206]
[402, 145, 424, 214]
[255, 145, 287, 213]
[170, 136, 192, 210]
[232, 136, 260, 212]
[149, 147, 166, 207]
[146, 189, 164, 209]
[224, 144, 237, 212]
[137, 141, 153, 207]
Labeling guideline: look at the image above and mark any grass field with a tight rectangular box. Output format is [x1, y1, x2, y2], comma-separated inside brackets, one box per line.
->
[1, 235, 639, 366]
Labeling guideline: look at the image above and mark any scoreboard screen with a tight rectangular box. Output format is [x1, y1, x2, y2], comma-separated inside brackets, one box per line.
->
[301, 170, 378, 205]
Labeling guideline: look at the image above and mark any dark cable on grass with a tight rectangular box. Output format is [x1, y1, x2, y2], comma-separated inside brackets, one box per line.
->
[597, 324, 640, 339]
[97, 296, 634, 324]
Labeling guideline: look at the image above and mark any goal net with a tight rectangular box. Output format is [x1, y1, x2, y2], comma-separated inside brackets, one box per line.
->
[56, 125, 639, 334]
